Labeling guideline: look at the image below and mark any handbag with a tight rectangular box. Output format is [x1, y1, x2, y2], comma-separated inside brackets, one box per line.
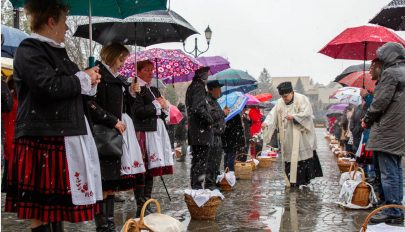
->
[93, 124, 123, 159]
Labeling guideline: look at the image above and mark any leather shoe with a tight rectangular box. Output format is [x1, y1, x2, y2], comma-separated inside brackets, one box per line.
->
[370, 212, 404, 225]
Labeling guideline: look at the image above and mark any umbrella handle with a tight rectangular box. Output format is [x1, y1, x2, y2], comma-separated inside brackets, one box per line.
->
[88, 56, 95, 68]
[363, 42, 367, 89]
[155, 58, 159, 88]
[88, 0, 94, 67]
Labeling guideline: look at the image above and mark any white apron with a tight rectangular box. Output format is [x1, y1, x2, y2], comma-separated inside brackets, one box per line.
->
[65, 117, 103, 205]
[121, 113, 146, 175]
[145, 118, 174, 170]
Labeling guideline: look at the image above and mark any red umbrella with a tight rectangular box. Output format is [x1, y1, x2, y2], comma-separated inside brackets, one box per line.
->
[319, 25, 405, 60]
[319, 25, 405, 88]
[255, 93, 273, 102]
[338, 71, 376, 92]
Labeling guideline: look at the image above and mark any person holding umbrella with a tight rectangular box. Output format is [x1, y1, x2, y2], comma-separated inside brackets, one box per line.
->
[87, 42, 144, 231]
[4, 1, 103, 231]
[362, 42, 405, 224]
[132, 60, 174, 217]
[186, 67, 213, 189]
[205, 80, 228, 190]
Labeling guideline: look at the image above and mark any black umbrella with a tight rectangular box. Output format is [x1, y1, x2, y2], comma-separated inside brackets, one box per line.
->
[369, 0, 405, 31]
[73, 9, 198, 46]
[334, 63, 371, 82]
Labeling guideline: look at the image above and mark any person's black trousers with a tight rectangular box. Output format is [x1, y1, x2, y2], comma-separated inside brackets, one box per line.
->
[190, 145, 210, 189]
[205, 146, 223, 190]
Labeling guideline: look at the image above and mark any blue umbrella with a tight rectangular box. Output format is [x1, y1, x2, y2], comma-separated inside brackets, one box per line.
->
[1, 25, 29, 58]
[217, 91, 248, 122]
[221, 83, 258, 95]
[208, 68, 257, 86]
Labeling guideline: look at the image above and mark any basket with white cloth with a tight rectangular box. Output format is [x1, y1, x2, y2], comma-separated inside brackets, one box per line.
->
[337, 167, 377, 209]
[121, 199, 183, 232]
[216, 167, 236, 191]
[184, 189, 224, 220]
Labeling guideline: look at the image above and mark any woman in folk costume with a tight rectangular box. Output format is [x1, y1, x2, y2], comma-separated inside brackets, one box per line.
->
[262, 82, 323, 187]
[4, 0, 103, 231]
[88, 43, 145, 231]
[132, 60, 174, 217]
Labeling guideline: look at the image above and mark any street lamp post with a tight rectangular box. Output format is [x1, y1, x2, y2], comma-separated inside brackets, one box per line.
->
[183, 25, 212, 58]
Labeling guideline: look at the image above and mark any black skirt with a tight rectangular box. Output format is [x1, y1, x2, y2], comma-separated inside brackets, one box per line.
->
[284, 151, 323, 186]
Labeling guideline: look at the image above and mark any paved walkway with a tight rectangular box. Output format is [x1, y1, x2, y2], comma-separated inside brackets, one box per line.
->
[2, 129, 404, 231]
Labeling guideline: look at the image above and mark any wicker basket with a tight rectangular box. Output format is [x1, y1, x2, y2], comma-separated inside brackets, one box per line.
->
[351, 167, 370, 207]
[337, 153, 357, 173]
[361, 204, 405, 231]
[246, 160, 257, 171]
[256, 151, 275, 168]
[122, 199, 161, 232]
[175, 148, 182, 159]
[219, 167, 233, 191]
[235, 162, 253, 179]
[184, 194, 222, 220]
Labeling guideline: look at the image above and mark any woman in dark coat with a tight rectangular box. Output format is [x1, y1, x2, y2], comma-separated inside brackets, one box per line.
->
[4, 1, 102, 231]
[132, 60, 173, 217]
[222, 114, 245, 171]
[88, 43, 141, 231]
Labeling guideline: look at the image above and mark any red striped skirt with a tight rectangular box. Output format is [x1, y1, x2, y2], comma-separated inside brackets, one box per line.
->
[4, 136, 99, 223]
[136, 131, 173, 177]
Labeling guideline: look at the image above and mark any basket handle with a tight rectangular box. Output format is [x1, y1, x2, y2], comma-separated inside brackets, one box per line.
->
[140, 198, 161, 223]
[122, 219, 139, 232]
[224, 167, 229, 173]
[348, 162, 356, 173]
[361, 204, 405, 232]
[351, 167, 365, 182]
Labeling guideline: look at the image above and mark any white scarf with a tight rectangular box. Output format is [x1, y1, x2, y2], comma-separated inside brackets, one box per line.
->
[65, 117, 103, 205]
[121, 113, 146, 175]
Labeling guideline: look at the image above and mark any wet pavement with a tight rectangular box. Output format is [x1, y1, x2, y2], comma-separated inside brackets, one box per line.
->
[2, 128, 405, 231]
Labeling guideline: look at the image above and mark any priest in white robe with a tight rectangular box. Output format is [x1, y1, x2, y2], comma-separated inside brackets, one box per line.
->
[262, 82, 323, 187]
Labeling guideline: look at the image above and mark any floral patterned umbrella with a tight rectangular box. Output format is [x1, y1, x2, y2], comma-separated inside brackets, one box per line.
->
[119, 48, 201, 84]
[330, 87, 362, 106]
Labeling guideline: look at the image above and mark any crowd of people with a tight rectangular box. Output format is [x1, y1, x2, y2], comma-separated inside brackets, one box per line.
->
[327, 42, 405, 224]
[0, 1, 279, 231]
[1, 0, 404, 231]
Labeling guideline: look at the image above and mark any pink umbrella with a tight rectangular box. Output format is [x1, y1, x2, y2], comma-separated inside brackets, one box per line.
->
[245, 93, 260, 105]
[168, 105, 184, 125]
[119, 48, 201, 84]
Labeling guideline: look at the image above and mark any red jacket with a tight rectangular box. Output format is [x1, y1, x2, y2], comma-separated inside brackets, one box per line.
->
[249, 107, 262, 136]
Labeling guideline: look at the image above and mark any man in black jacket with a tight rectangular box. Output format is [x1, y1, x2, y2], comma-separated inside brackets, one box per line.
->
[186, 67, 213, 189]
[205, 80, 228, 190]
